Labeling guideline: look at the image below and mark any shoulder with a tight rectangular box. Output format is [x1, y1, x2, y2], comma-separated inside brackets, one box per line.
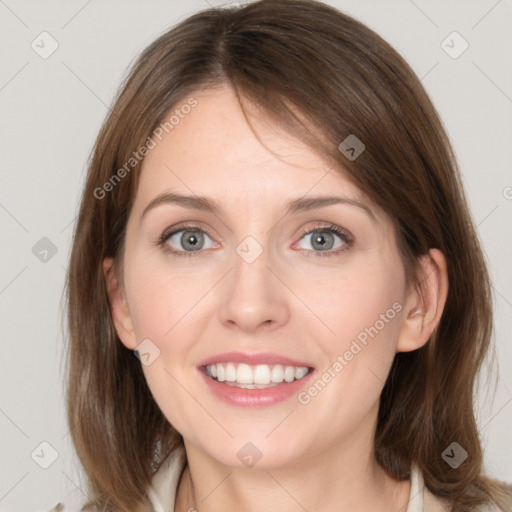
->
[423, 480, 512, 512]
[414, 463, 511, 512]
[424, 488, 506, 512]
[147, 444, 188, 511]
[38, 446, 187, 512]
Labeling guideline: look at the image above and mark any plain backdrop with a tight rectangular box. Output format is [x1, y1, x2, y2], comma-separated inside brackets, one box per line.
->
[1, 1, 511, 510]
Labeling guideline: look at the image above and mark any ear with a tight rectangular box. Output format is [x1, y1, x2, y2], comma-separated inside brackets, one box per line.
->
[396, 248, 449, 352]
[103, 257, 137, 350]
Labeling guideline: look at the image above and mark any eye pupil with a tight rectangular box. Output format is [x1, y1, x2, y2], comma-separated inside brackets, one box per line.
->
[311, 230, 334, 251]
[182, 230, 203, 251]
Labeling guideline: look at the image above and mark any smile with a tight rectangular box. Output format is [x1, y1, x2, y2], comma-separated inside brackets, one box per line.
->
[197, 351, 316, 407]
[204, 362, 311, 388]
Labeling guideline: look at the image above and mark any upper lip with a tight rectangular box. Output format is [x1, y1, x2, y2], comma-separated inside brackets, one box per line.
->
[197, 351, 314, 368]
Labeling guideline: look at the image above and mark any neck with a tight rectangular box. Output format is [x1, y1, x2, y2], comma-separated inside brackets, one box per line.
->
[175, 429, 411, 512]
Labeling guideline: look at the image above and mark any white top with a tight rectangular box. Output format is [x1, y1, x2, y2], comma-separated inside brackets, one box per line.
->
[46, 445, 503, 511]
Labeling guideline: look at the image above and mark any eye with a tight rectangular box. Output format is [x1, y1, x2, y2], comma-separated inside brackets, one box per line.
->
[158, 224, 217, 256]
[157, 222, 353, 258]
[294, 223, 352, 257]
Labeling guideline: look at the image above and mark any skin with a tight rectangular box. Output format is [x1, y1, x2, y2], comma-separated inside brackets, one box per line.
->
[104, 84, 449, 512]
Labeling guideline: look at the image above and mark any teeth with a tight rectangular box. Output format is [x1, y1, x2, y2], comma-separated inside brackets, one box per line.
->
[222, 381, 279, 389]
[225, 362, 237, 382]
[205, 362, 310, 386]
[295, 367, 308, 379]
[237, 363, 253, 384]
[253, 364, 271, 384]
[271, 365, 284, 383]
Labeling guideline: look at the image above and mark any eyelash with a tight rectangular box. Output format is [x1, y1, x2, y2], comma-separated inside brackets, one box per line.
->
[296, 223, 353, 258]
[156, 222, 354, 259]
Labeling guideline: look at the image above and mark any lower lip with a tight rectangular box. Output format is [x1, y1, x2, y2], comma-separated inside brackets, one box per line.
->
[198, 368, 315, 407]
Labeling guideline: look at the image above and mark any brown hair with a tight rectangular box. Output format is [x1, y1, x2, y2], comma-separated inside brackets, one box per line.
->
[64, 1, 511, 510]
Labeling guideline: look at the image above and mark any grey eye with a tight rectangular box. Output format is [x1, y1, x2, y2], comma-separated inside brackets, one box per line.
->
[297, 229, 345, 252]
[166, 230, 215, 252]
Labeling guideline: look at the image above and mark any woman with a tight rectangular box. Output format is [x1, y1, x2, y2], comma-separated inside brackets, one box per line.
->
[55, 0, 512, 510]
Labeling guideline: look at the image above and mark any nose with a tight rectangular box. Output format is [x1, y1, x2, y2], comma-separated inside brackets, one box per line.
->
[217, 241, 291, 334]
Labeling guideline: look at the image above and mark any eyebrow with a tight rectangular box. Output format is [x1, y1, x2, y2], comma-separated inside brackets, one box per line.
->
[140, 192, 376, 222]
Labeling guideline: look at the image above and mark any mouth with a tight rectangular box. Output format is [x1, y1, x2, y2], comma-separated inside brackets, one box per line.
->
[197, 351, 316, 407]
[201, 362, 313, 389]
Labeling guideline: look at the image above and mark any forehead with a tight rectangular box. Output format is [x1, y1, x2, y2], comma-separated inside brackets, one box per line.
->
[134, 85, 372, 215]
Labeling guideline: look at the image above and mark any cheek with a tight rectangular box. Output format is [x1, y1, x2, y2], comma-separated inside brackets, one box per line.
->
[308, 260, 403, 350]
[124, 249, 206, 341]
[127, 279, 174, 341]
[293, 271, 404, 438]
[305, 253, 406, 403]
[125, 260, 205, 433]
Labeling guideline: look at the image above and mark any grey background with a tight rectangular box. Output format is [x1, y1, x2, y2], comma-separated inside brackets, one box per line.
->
[0, 0, 511, 510]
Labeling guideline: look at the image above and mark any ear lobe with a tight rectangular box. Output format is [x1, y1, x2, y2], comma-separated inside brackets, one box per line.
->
[103, 257, 137, 350]
[396, 248, 449, 353]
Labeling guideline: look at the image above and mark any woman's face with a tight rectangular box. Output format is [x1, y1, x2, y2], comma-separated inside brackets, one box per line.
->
[111, 84, 414, 469]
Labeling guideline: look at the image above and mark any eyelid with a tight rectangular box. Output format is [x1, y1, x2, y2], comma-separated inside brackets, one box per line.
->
[292, 222, 353, 255]
[158, 222, 218, 257]
[157, 221, 354, 258]
[296, 221, 352, 242]
[159, 221, 212, 241]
